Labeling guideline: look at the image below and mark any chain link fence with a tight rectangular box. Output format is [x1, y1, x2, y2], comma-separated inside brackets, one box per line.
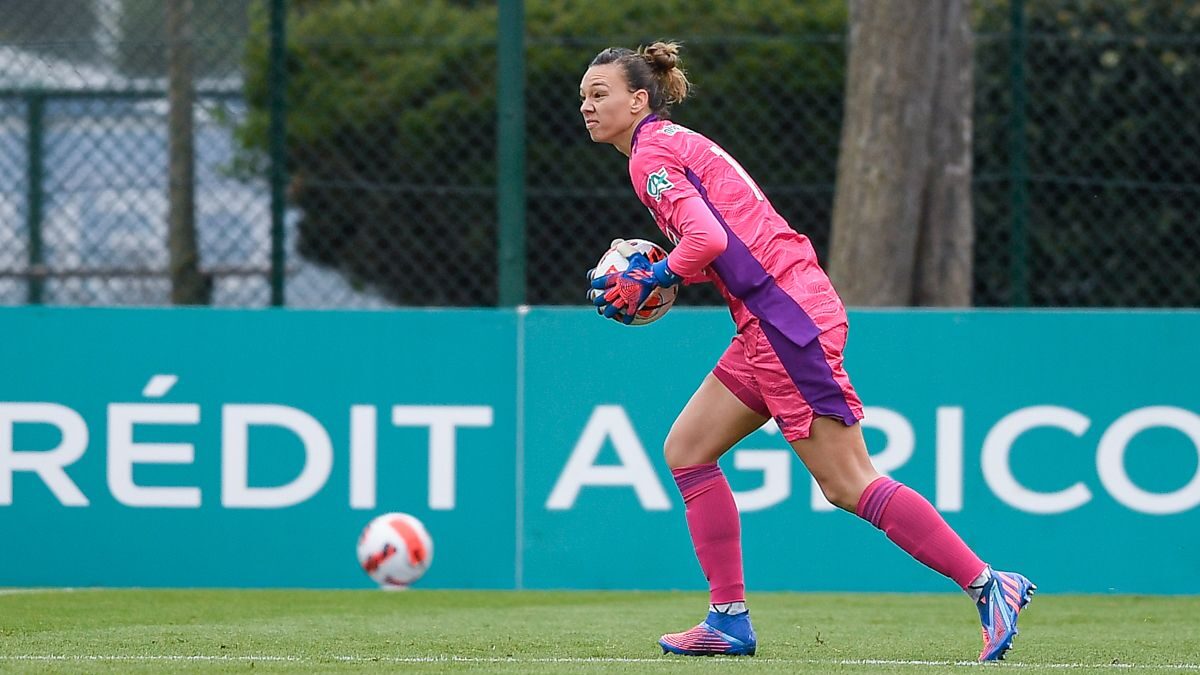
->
[974, 1, 1200, 307]
[1, 1, 1197, 308]
[0, 0, 278, 306]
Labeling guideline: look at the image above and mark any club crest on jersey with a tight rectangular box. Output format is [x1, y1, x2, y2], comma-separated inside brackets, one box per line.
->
[646, 167, 675, 202]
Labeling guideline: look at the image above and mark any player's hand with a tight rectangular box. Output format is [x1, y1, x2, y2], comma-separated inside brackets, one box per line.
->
[590, 252, 680, 325]
[584, 238, 637, 299]
[585, 238, 643, 311]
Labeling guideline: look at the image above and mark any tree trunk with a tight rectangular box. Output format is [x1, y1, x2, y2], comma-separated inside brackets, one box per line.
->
[828, 0, 975, 306]
[167, 0, 209, 304]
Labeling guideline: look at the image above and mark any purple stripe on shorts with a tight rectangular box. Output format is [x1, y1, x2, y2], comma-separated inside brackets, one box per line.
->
[859, 477, 902, 528]
[759, 321, 858, 427]
[672, 463, 723, 494]
[684, 169, 821, 348]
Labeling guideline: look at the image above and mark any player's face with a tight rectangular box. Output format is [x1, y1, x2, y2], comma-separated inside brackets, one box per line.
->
[579, 64, 644, 148]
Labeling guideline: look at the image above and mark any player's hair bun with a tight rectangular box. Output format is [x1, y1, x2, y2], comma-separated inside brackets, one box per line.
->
[642, 41, 681, 74]
[639, 41, 689, 106]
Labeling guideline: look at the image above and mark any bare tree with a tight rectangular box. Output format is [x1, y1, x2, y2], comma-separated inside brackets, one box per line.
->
[828, 0, 974, 306]
[167, 0, 209, 304]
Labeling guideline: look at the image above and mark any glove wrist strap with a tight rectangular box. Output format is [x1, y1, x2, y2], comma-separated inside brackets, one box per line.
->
[651, 258, 682, 288]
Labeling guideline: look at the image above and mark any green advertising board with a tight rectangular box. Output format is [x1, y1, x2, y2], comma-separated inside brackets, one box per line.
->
[0, 308, 517, 589]
[1, 307, 1197, 593]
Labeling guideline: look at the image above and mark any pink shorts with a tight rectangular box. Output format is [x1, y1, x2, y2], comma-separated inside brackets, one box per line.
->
[713, 322, 864, 441]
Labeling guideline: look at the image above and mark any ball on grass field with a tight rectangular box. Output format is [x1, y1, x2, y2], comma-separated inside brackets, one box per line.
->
[588, 238, 678, 326]
[356, 512, 433, 589]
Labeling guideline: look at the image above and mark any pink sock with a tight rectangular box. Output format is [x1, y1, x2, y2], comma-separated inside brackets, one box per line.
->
[671, 463, 745, 604]
[856, 476, 988, 590]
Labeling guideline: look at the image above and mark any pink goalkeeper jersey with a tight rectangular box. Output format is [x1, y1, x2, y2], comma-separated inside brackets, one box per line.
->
[628, 115, 846, 346]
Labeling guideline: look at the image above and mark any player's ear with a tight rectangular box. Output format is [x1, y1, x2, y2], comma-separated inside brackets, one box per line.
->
[630, 89, 649, 114]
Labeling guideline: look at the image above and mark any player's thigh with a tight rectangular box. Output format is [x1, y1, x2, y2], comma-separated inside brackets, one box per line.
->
[664, 373, 768, 469]
[789, 417, 880, 512]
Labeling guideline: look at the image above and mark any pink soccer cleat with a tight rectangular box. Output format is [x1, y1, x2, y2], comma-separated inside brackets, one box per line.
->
[977, 569, 1037, 661]
[659, 610, 756, 656]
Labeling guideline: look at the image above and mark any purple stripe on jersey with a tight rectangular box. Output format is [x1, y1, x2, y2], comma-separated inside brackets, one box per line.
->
[760, 320, 859, 428]
[682, 168, 853, 425]
[683, 169, 821, 348]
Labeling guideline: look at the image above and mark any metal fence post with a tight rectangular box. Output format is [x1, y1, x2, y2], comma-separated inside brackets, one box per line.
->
[1008, 0, 1030, 307]
[268, 0, 288, 306]
[497, 0, 526, 307]
[25, 92, 44, 305]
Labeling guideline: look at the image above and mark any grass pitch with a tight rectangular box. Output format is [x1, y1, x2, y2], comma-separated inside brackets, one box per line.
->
[1, 589, 1198, 673]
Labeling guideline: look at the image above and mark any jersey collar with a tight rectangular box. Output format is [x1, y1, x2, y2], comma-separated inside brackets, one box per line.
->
[630, 113, 659, 153]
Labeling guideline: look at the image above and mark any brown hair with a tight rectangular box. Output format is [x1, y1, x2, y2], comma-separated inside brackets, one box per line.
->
[589, 41, 691, 117]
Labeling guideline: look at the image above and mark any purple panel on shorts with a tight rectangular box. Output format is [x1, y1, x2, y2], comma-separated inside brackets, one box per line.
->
[683, 169, 821, 348]
[760, 321, 859, 427]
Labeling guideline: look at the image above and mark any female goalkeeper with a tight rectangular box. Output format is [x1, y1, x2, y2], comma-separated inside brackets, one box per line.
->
[583, 41, 1034, 662]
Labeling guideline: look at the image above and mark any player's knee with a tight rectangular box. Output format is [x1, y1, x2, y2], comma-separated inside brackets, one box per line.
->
[662, 432, 692, 469]
[814, 478, 861, 512]
[662, 427, 709, 469]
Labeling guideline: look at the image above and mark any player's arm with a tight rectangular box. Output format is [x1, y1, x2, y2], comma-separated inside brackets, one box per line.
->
[662, 195, 727, 280]
[631, 143, 725, 283]
[591, 142, 711, 323]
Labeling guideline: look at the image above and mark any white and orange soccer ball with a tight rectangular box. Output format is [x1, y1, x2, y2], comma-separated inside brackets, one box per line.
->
[356, 512, 434, 589]
[588, 238, 679, 325]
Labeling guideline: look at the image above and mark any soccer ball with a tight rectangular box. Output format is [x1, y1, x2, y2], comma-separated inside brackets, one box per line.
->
[356, 512, 434, 589]
[588, 238, 678, 325]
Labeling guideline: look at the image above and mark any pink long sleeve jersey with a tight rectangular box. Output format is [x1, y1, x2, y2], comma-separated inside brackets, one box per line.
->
[627, 115, 846, 346]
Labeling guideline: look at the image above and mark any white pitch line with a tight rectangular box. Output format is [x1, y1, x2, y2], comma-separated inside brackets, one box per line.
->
[1, 656, 1198, 670]
[2, 656, 300, 662]
[340, 658, 1200, 670]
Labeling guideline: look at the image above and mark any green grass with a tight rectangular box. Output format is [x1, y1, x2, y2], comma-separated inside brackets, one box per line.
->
[1, 589, 1198, 673]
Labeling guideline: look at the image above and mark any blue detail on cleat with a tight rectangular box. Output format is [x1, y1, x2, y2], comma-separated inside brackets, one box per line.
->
[977, 569, 1036, 661]
[658, 610, 757, 656]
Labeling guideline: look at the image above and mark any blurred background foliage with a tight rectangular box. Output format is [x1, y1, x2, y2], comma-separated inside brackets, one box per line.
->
[239, 0, 848, 306]
[2, 0, 1196, 308]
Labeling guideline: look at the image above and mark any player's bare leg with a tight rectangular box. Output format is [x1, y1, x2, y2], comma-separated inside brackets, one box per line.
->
[791, 417, 1035, 661]
[659, 373, 764, 656]
[786, 416, 879, 512]
[663, 373, 767, 469]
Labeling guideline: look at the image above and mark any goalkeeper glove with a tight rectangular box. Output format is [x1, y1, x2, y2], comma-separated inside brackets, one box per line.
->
[590, 251, 681, 324]
[585, 238, 638, 297]
[585, 238, 641, 314]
